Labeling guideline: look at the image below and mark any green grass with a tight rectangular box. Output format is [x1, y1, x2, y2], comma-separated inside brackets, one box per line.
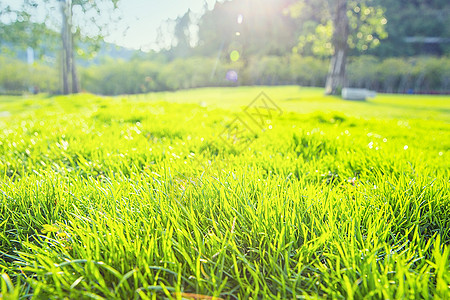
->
[0, 86, 449, 299]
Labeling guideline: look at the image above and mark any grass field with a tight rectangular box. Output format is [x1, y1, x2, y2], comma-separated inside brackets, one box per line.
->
[0, 86, 449, 299]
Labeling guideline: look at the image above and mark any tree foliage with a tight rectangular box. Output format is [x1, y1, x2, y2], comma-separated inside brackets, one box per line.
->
[370, 0, 450, 56]
[288, 0, 387, 57]
[286, 0, 387, 94]
[0, 0, 121, 94]
[0, 2, 59, 54]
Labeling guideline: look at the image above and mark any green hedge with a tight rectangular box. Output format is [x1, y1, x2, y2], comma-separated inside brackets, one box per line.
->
[0, 56, 59, 94]
[1, 54, 448, 95]
[347, 56, 450, 93]
[80, 57, 239, 94]
[79, 55, 449, 94]
[78, 55, 329, 95]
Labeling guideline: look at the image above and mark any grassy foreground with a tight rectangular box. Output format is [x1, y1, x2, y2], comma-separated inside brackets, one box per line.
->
[0, 87, 449, 299]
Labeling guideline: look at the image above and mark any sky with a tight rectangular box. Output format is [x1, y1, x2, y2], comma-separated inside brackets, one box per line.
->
[1, 0, 218, 51]
[107, 0, 217, 51]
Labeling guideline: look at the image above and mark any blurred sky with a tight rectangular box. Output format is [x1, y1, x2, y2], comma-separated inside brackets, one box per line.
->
[108, 0, 217, 51]
[1, 0, 218, 51]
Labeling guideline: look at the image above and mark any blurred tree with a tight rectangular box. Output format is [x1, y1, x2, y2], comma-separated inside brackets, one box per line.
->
[288, 0, 387, 95]
[0, 0, 121, 94]
[370, 0, 450, 56]
[59, 0, 77, 94]
[54, 0, 121, 94]
[0, 2, 57, 54]
[171, 10, 193, 58]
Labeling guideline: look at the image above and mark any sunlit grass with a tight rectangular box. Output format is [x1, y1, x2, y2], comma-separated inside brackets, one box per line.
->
[0, 87, 449, 299]
[142, 86, 450, 121]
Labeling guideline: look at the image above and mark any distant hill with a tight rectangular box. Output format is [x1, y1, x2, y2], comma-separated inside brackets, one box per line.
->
[78, 42, 142, 66]
[2, 41, 141, 66]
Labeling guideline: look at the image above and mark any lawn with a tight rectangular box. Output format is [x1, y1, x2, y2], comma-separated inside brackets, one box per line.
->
[0, 86, 449, 299]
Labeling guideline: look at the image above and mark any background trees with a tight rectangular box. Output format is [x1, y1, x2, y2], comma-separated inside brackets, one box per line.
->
[370, 0, 450, 56]
[166, 0, 389, 95]
[0, 0, 448, 95]
[0, 0, 121, 94]
[287, 0, 387, 94]
[55, 0, 121, 94]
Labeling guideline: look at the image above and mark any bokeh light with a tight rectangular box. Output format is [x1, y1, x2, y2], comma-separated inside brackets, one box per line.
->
[237, 14, 243, 24]
[230, 50, 240, 62]
[226, 70, 238, 82]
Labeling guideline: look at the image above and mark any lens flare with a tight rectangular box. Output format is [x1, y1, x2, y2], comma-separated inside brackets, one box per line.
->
[230, 50, 240, 62]
[237, 14, 243, 24]
[226, 70, 238, 82]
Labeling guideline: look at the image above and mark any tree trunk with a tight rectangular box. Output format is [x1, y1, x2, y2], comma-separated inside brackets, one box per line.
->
[325, 0, 349, 95]
[60, 0, 79, 94]
[70, 26, 80, 93]
[61, 0, 69, 94]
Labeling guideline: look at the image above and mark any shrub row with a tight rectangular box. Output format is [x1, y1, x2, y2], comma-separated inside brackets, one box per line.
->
[0, 56, 59, 94]
[79, 55, 328, 94]
[1, 54, 448, 95]
[347, 56, 450, 94]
